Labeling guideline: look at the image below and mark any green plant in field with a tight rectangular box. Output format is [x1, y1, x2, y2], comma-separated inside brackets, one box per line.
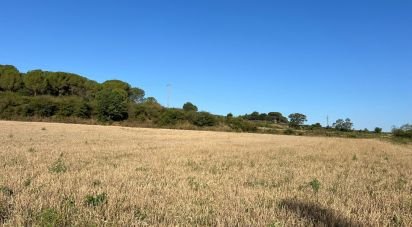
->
[23, 178, 32, 187]
[309, 178, 321, 193]
[0, 186, 13, 196]
[92, 180, 102, 187]
[268, 221, 283, 227]
[27, 147, 36, 153]
[392, 214, 403, 226]
[49, 154, 67, 173]
[0, 199, 11, 223]
[395, 177, 407, 190]
[134, 207, 147, 221]
[36, 208, 60, 227]
[135, 166, 149, 172]
[84, 193, 107, 207]
[62, 196, 76, 208]
[352, 154, 358, 161]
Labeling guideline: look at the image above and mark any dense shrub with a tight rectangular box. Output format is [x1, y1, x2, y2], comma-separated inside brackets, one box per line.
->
[0, 65, 23, 92]
[284, 128, 295, 135]
[27, 97, 58, 117]
[132, 101, 163, 122]
[392, 124, 412, 138]
[190, 112, 216, 127]
[374, 127, 382, 133]
[96, 89, 128, 121]
[183, 102, 198, 112]
[57, 97, 91, 118]
[227, 117, 257, 132]
[332, 118, 353, 131]
[157, 109, 185, 126]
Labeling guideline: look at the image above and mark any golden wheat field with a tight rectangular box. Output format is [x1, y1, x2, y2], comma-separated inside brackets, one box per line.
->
[0, 121, 411, 226]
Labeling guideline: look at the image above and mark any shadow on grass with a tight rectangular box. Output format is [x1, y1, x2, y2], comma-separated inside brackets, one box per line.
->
[280, 199, 363, 227]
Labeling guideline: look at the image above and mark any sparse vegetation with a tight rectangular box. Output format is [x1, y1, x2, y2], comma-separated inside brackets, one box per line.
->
[309, 178, 321, 194]
[84, 193, 107, 207]
[49, 154, 67, 173]
[0, 186, 13, 197]
[36, 208, 61, 226]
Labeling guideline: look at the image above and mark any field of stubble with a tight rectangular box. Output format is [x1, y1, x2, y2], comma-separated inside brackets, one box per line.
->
[0, 120, 411, 226]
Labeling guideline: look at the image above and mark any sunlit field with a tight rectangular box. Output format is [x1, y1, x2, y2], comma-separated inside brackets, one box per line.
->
[1, 121, 411, 226]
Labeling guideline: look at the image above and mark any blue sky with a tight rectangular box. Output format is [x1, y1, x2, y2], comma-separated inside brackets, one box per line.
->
[1, 0, 411, 131]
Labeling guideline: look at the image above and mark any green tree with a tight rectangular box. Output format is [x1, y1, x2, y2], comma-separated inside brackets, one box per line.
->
[96, 89, 128, 121]
[144, 97, 158, 104]
[102, 80, 131, 91]
[132, 101, 163, 122]
[392, 124, 412, 138]
[268, 112, 288, 123]
[374, 127, 382, 133]
[157, 109, 185, 125]
[288, 113, 307, 128]
[190, 112, 216, 127]
[129, 87, 145, 103]
[183, 102, 198, 112]
[0, 65, 23, 92]
[24, 70, 49, 95]
[332, 118, 353, 131]
[27, 97, 58, 117]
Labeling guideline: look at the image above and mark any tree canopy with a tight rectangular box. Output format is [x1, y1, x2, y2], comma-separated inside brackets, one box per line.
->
[288, 113, 307, 128]
[332, 118, 353, 131]
[183, 102, 198, 112]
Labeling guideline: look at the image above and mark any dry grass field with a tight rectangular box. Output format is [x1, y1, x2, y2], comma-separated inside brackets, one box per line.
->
[0, 121, 411, 226]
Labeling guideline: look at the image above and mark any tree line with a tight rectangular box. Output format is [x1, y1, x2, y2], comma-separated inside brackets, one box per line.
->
[1, 64, 403, 137]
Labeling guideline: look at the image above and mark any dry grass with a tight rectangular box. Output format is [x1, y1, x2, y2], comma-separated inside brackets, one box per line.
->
[0, 120, 411, 226]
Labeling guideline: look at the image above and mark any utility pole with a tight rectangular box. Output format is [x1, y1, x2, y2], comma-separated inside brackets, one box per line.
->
[166, 83, 172, 108]
[327, 115, 329, 128]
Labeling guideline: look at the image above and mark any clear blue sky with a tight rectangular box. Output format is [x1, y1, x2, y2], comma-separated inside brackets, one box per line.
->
[1, 0, 411, 131]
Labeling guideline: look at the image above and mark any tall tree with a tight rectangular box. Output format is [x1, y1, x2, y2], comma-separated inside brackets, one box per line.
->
[129, 87, 145, 103]
[96, 88, 129, 121]
[183, 102, 198, 112]
[288, 113, 307, 128]
[24, 70, 49, 96]
[332, 118, 353, 131]
[0, 65, 23, 92]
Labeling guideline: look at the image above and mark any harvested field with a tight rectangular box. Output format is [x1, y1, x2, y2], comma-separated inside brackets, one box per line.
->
[0, 121, 411, 226]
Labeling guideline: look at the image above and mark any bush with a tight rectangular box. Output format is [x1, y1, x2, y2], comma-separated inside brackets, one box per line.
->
[28, 97, 58, 117]
[284, 128, 295, 135]
[96, 89, 128, 121]
[0, 92, 26, 118]
[227, 117, 257, 132]
[393, 128, 412, 139]
[374, 127, 382, 134]
[157, 109, 185, 126]
[132, 102, 163, 122]
[190, 112, 217, 127]
[57, 97, 91, 118]
[183, 102, 198, 112]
